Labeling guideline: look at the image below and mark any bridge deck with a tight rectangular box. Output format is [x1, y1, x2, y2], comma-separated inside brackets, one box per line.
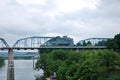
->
[0, 46, 107, 50]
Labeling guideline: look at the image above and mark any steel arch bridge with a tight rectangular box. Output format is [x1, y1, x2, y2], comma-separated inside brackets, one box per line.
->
[78, 38, 111, 45]
[0, 36, 108, 80]
[0, 38, 9, 49]
[0, 37, 109, 50]
[13, 36, 55, 48]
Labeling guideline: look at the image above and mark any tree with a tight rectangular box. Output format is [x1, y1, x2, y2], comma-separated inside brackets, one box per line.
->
[97, 50, 120, 72]
[76, 42, 82, 46]
[106, 39, 118, 49]
[86, 41, 92, 46]
[114, 33, 120, 48]
[75, 59, 98, 80]
[36, 50, 120, 80]
[83, 41, 87, 46]
[95, 40, 106, 46]
[0, 57, 5, 67]
[106, 33, 120, 49]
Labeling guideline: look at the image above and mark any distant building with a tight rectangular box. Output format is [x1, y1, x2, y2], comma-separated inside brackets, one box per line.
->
[45, 36, 74, 46]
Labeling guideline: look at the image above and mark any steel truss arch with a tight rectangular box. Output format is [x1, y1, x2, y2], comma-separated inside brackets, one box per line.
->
[0, 38, 10, 48]
[13, 36, 54, 48]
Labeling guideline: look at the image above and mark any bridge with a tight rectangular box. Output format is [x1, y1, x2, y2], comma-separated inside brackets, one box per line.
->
[0, 36, 107, 80]
[77, 38, 111, 45]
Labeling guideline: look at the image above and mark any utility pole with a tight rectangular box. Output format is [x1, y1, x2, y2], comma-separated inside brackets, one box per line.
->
[7, 49, 14, 80]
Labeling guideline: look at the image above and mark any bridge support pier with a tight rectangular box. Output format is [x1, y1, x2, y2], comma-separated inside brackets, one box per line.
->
[7, 49, 14, 80]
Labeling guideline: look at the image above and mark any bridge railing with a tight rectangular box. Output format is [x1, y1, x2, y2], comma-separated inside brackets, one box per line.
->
[39, 46, 107, 49]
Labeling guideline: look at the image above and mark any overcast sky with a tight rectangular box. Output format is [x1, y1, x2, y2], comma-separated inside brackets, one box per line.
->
[0, 0, 120, 45]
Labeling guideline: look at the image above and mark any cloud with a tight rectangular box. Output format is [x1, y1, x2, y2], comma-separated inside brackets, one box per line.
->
[0, 0, 120, 45]
[55, 0, 100, 13]
[16, 0, 47, 6]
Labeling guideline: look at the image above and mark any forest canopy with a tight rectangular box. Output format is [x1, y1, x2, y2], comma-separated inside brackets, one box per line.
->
[36, 50, 120, 80]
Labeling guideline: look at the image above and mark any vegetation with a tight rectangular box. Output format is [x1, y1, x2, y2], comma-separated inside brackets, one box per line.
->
[95, 40, 106, 46]
[106, 33, 120, 49]
[35, 33, 120, 80]
[77, 41, 92, 46]
[0, 57, 5, 67]
[36, 50, 120, 80]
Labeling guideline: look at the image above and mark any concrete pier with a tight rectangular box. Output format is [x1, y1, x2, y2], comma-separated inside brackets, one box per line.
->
[7, 49, 14, 80]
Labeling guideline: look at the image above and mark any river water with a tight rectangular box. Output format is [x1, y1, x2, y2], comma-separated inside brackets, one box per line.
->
[0, 60, 43, 80]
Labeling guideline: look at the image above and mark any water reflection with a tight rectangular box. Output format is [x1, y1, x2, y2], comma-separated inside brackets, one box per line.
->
[0, 60, 43, 80]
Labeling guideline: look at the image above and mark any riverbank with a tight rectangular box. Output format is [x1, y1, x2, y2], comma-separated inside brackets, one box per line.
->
[0, 57, 5, 67]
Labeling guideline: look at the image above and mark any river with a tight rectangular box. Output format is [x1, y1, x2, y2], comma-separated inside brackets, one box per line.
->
[0, 60, 43, 80]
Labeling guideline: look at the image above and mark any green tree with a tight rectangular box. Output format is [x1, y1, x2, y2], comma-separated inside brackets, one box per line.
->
[51, 50, 68, 61]
[76, 59, 98, 80]
[95, 40, 106, 46]
[77, 42, 82, 46]
[114, 33, 120, 48]
[106, 33, 120, 49]
[106, 39, 118, 49]
[97, 50, 120, 71]
[57, 62, 68, 80]
[36, 50, 120, 80]
[83, 41, 87, 46]
[0, 57, 5, 67]
[86, 41, 92, 46]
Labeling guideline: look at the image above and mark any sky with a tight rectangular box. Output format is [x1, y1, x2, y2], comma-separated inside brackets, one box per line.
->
[0, 0, 120, 46]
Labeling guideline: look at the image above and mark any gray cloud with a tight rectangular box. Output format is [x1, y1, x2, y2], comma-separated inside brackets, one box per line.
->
[0, 0, 120, 46]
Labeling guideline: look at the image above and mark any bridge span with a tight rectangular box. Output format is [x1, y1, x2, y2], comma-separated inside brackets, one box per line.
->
[0, 36, 107, 80]
[0, 36, 107, 50]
